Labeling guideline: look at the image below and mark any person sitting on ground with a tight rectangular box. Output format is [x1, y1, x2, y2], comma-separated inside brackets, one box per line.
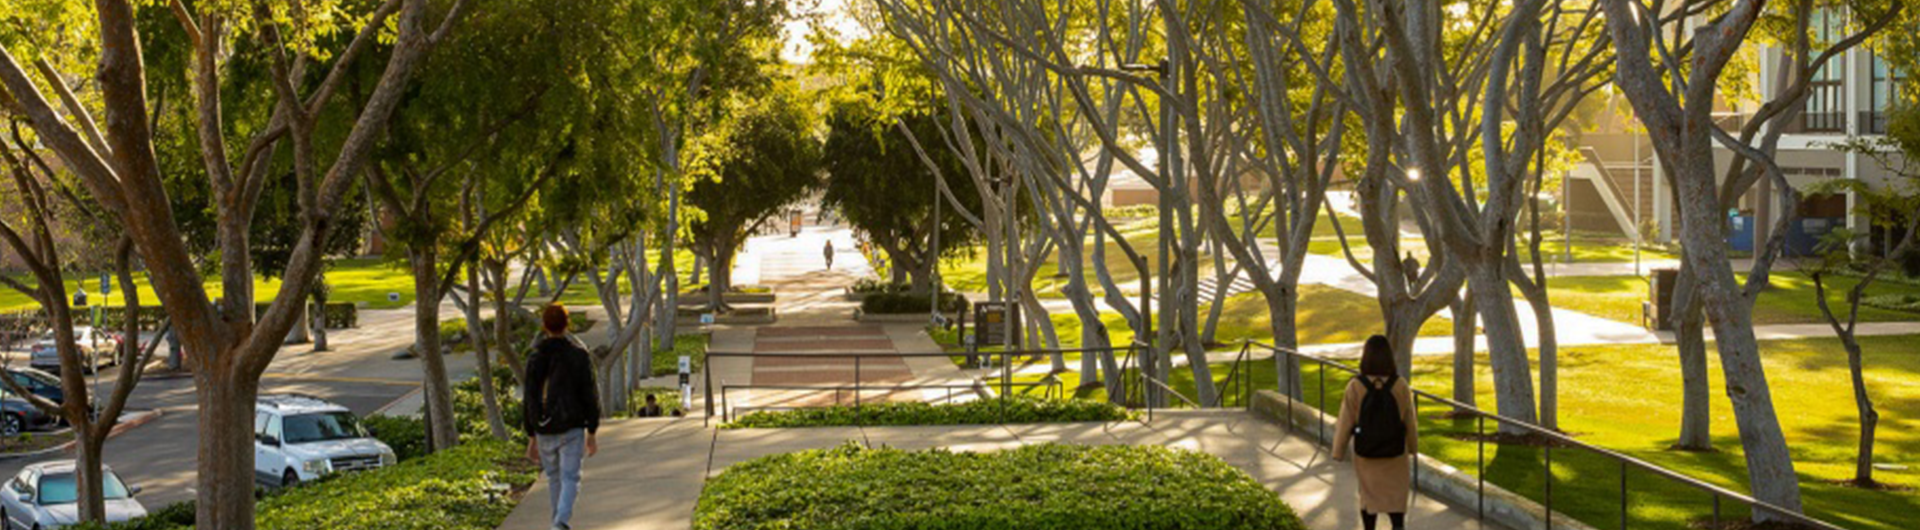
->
[637, 394, 665, 418]
[1332, 335, 1419, 530]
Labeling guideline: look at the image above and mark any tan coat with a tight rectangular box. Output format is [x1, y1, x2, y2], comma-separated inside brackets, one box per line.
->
[1331, 376, 1419, 514]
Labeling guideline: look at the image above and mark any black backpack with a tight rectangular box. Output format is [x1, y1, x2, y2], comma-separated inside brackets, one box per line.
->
[1351, 375, 1407, 458]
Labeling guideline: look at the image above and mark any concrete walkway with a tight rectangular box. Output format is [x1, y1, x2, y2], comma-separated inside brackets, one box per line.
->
[497, 411, 1498, 530]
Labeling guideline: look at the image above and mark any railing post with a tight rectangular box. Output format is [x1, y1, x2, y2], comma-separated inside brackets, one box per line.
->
[1546, 444, 1554, 530]
[1712, 495, 1720, 527]
[1284, 349, 1295, 435]
[1478, 414, 1485, 520]
[1317, 361, 1326, 445]
[1620, 460, 1628, 530]
[703, 351, 714, 427]
[855, 355, 863, 426]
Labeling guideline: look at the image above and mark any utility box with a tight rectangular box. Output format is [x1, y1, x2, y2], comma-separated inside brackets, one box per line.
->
[1647, 268, 1679, 331]
[973, 301, 1017, 346]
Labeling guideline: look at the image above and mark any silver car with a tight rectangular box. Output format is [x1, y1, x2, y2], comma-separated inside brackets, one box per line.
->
[26, 328, 118, 375]
[0, 461, 146, 529]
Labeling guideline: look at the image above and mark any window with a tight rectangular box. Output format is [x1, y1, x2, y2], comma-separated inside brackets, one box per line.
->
[1869, 51, 1907, 134]
[255, 412, 271, 436]
[33, 472, 131, 505]
[280, 412, 366, 444]
[265, 414, 283, 442]
[1803, 9, 1846, 132]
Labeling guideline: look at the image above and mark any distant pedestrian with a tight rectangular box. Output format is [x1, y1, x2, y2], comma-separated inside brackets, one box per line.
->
[523, 304, 601, 530]
[637, 394, 664, 418]
[1332, 335, 1418, 530]
[823, 241, 835, 271]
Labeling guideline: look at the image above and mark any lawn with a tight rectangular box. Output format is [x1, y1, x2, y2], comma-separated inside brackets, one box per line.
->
[548, 249, 699, 307]
[1544, 272, 1920, 326]
[937, 210, 1362, 299]
[0, 258, 418, 311]
[1116, 335, 1920, 530]
[936, 285, 1453, 373]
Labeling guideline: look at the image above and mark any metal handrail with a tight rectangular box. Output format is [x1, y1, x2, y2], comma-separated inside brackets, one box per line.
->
[1242, 340, 1852, 530]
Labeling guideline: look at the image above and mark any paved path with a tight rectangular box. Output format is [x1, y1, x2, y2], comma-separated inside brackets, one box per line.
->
[497, 411, 1498, 530]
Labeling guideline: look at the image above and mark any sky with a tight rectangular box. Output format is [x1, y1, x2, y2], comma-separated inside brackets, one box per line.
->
[781, 0, 869, 64]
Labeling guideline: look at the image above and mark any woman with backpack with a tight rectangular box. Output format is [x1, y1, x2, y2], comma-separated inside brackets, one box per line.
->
[1332, 335, 1419, 530]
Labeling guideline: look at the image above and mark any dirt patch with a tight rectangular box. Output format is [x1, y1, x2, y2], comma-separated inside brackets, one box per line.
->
[0, 431, 73, 456]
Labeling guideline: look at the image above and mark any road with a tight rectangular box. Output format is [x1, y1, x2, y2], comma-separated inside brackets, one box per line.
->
[0, 303, 479, 508]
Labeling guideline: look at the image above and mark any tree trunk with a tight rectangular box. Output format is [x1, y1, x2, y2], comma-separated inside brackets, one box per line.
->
[194, 375, 262, 529]
[1451, 291, 1477, 410]
[1466, 260, 1537, 434]
[1672, 265, 1713, 450]
[466, 257, 508, 441]
[1843, 335, 1877, 484]
[75, 428, 106, 523]
[311, 283, 330, 352]
[410, 249, 459, 451]
[1267, 289, 1303, 400]
[709, 242, 733, 312]
[285, 303, 311, 344]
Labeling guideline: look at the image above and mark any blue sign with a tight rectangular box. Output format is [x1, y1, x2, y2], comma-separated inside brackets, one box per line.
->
[100, 273, 111, 295]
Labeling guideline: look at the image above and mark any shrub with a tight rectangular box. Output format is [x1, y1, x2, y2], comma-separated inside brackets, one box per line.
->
[253, 440, 535, 530]
[68, 500, 194, 530]
[1863, 293, 1920, 312]
[849, 277, 910, 294]
[75, 442, 534, 530]
[321, 302, 358, 329]
[364, 414, 429, 461]
[695, 442, 1302, 530]
[454, 366, 526, 443]
[860, 291, 967, 314]
[649, 334, 708, 377]
[724, 396, 1130, 429]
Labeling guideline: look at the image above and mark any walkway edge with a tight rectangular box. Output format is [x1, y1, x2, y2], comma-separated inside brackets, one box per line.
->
[1250, 391, 1599, 530]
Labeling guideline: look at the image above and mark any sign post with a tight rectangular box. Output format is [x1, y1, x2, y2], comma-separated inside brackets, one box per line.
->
[678, 355, 693, 413]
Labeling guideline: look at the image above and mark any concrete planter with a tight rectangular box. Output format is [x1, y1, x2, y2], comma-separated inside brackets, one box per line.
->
[1249, 390, 1598, 530]
[677, 291, 777, 306]
[854, 311, 959, 324]
[675, 306, 777, 325]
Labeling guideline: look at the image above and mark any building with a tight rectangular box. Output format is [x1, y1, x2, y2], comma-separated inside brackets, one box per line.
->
[1568, 27, 1909, 257]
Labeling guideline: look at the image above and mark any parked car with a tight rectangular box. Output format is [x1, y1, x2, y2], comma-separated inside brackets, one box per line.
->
[2, 369, 64, 408]
[26, 328, 119, 375]
[253, 394, 397, 488]
[0, 460, 147, 529]
[0, 391, 57, 437]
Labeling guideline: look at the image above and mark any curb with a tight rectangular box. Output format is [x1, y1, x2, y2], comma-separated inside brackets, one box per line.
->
[0, 409, 165, 462]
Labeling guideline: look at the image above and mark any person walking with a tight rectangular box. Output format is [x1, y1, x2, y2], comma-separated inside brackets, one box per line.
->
[523, 304, 601, 530]
[1332, 335, 1419, 530]
[823, 241, 836, 271]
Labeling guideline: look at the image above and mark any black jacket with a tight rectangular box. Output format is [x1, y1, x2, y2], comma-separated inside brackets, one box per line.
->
[523, 336, 601, 435]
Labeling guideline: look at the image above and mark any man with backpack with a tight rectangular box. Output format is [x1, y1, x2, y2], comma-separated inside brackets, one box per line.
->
[524, 304, 601, 530]
[1332, 335, 1419, 530]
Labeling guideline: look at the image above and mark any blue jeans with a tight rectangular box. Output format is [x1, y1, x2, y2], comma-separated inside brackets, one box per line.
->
[538, 429, 587, 528]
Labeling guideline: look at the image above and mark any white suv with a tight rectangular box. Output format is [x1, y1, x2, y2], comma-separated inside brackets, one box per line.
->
[253, 394, 396, 488]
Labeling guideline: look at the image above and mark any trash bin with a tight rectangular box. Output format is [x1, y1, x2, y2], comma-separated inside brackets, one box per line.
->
[1648, 268, 1679, 331]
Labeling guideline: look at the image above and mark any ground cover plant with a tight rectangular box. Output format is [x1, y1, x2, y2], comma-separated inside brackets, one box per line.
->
[724, 396, 1131, 428]
[1545, 272, 1920, 326]
[694, 442, 1304, 530]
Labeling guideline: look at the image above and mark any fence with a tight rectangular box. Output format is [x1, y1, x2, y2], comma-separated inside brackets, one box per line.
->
[701, 346, 1122, 426]
[1242, 340, 1852, 530]
[696, 339, 1853, 529]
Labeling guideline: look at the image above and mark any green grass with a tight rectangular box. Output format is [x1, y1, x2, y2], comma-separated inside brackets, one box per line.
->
[1545, 272, 1920, 326]
[0, 258, 418, 311]
[1153, 335, 1920, 530]
[696, 443, 1304, 530]
[723, 396, 1131, 429]
[549, 250, 699, 307]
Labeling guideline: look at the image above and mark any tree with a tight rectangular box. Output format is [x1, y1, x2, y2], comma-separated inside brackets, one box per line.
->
[0, 126, 161, 525]
[1598, 0, 1904, 518]
[822, 101, 980, 294]
[0, 0, 467, 525]
[686, 85, 823, 310]
[1801, 103, 1920, 487]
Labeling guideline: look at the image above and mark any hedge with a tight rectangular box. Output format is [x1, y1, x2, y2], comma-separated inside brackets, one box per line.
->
[75, 441, 534, 530]
[695, 443, 1303, 530]
[724, 396, 1131, 429]
[364, 414, 430, 462]
[454, 367, 527, 444]
[859, 291, 967, 314]
[1863, 293, 1920, 312]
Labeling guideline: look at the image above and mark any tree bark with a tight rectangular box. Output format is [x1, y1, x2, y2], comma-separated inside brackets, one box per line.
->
[1451, 291, 1476, 410]
[1671, 265, 1713, 450]
[1466, 257, 1537, 434]
[410, 248, 459, 450]
[194, 374, 262, 529]
[465, 254, 508, 440]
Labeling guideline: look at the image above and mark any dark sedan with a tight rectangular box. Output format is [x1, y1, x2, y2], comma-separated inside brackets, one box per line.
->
[0, 390, 56, 436]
